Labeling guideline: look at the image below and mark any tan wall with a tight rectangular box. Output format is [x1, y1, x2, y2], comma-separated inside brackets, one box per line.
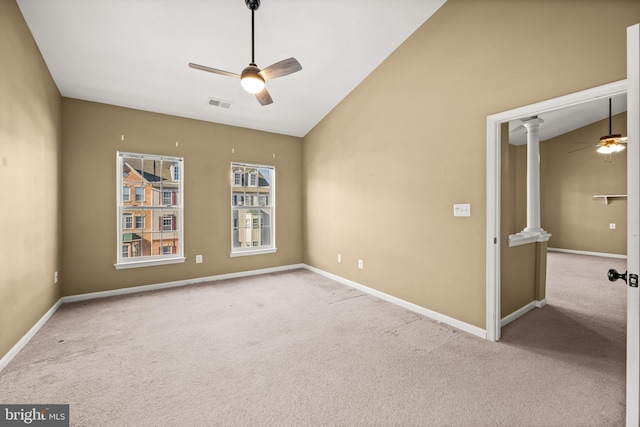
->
[501, 124, 537, 317]
[61, 99, 303, 296]
[541, 113, 627, 255]
[0, 1, 62, 358]
[302, 0, 640, 328]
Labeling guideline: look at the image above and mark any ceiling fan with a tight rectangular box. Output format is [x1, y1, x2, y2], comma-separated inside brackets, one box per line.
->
[188, 0, 302, 106]
[571, 98, 627, 155]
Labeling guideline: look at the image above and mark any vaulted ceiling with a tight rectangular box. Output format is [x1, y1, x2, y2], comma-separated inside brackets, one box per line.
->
[17, 0, 627, 140]
[17, 0, 446, 137]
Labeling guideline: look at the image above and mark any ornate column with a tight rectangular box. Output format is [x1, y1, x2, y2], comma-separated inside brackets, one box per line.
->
[509, 117, 551, 246]
[524, 118, 543, 232]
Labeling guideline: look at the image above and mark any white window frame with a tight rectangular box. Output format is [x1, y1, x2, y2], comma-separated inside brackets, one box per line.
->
[230, 162, 276, 257]
[115, 152, 185, 269]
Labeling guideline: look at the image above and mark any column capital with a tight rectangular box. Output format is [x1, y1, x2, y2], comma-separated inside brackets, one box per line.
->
[521, 116, 544, 131]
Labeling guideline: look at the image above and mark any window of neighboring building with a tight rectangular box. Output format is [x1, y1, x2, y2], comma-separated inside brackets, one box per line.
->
[248, 170, 258, 187]
[230, 162, 275, 257]
[163, 190, 174, 206]
[123, 214, 133, 229]
[172, 162, 180, 182]
[116, 152, 184, 269]
[233, 169, 242, 186]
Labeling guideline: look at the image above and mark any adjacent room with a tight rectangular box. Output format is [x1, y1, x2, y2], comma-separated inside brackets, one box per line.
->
[2, 0, 639, 425]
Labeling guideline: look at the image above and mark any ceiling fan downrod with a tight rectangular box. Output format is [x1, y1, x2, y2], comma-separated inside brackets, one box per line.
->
[246, 0, 260, 64]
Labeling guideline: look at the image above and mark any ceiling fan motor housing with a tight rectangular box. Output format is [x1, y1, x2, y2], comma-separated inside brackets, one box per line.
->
[245, 0, 260, 11]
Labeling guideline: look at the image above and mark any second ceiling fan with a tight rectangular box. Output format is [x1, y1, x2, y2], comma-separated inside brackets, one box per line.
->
[188, 0, 302, 106]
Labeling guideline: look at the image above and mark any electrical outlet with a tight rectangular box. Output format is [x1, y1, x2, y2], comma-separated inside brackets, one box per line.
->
[195, 254, 203, 264]
[337, 254, 342, 263]
[610, 223, 616, 230]
[358, 259, 364, 269]
[54, 271, 58, 284]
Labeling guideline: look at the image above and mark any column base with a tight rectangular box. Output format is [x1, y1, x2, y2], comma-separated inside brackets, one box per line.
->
[508, 229, 551, 247]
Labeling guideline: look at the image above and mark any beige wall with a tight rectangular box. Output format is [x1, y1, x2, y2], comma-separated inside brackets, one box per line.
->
[541, 113, 627, 255]
[3, 0, 640, 362]
[501, 124, 537, 317]
[303, 0, 640, 328]
[0, 1, 62, 358]
[61, 99, 303, 296]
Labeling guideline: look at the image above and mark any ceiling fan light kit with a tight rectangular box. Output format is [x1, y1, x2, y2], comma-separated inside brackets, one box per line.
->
[597, 143, 626, 154]
[596, 98, 627, 155]
[240, 65, 265, 94]
[188, 0, 301, 105]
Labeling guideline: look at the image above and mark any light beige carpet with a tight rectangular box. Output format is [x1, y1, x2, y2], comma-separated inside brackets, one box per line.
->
[0, 252, 627, 426]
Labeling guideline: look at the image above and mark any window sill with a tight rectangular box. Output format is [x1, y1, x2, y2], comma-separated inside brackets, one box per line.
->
[114, 256, 186, 270]
[230, 248, 277, 258]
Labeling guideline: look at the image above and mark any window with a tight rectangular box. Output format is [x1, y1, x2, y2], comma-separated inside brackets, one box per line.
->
[230, 162, 275, 256]
[172, 162, 179, 182]
[162, 216, 175, 231]
[116, 152, 184, 269]
[163, 190, 173, 205]
[233, 169, 242, 186]
[248, 170, 258, 187]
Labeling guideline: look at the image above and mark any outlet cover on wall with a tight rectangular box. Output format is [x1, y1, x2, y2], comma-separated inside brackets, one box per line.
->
[358, 259, 364, 269]
[195, 255, 203, 264]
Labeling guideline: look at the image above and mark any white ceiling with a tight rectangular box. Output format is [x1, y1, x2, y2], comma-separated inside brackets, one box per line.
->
[16, 0, 447, 138]
[508, 93, 628, 146]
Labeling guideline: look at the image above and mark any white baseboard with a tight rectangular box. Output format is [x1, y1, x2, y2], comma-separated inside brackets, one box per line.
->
[303, 265, 487, 339]
[62, 263, 306, 303]
[0, 298, 63, 372]
[547, 247, 627, 259]
[500, 299, 546, 327]
[2, 262, 489, 372]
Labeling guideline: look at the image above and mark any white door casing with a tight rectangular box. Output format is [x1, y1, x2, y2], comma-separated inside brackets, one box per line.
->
[625, 23, 639, 427]
[485, 80, 627, 342]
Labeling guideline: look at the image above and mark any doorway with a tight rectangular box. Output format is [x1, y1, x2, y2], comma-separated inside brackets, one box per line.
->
[485, 79, 628, 342]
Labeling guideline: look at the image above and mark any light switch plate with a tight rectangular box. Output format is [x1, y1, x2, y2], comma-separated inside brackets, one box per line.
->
[453, 203, 471, 217]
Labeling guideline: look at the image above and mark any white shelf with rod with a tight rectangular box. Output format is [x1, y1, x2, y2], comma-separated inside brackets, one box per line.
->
[593, 194, 627, 205]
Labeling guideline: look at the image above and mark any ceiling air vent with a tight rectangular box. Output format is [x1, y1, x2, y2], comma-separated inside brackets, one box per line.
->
[208, 98, 232, 109]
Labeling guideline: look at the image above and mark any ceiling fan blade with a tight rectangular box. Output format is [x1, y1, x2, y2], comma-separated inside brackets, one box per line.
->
[568, 144, 598, 153]
[255, 88, 273, 106]
[259, 57, 302, 80]
[188, 63, 240, 78]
